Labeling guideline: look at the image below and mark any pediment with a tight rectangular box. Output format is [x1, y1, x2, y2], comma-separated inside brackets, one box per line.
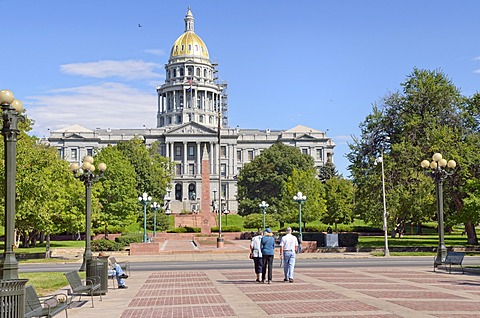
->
[294, 134, 316, 140]
[164, 122, 217, 135]
[63, 133, 87, 139]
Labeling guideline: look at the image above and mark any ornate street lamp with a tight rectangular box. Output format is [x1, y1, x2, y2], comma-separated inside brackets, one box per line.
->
[259, 201, 269, 232]
[421, 153, 456, 266]
[0, 89, 24, 280]
[138, 192, 152, 243]
[70, 156, 107, 271]
[374, 155, 390, 257]
[293, 191, 307, 248]
[150, 202, 160, 238]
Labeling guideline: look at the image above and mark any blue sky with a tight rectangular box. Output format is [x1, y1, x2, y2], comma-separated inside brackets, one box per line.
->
[2, 0, 480, 177]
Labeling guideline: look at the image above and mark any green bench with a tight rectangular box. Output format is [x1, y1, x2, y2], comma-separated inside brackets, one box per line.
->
[25, 285, 70, 318]
[64, 271, 102, 308]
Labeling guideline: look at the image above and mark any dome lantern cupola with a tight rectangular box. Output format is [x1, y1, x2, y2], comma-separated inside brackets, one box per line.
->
[185, 6, 194, 32]
[170, 8, 209, 60]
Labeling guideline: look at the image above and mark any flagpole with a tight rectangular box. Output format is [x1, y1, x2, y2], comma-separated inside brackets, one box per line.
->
[217, 91, 224, 248]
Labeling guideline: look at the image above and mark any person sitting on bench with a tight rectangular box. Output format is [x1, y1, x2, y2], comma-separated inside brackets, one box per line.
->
[100, 253, 129, 289]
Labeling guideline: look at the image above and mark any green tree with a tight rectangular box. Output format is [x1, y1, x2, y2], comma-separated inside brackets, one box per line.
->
[243, 213, 277, 231]
[116, 138, 173, 202]
[95, 145, 138, 230]
[0, 115, 84, 247]
[237, 142, 315, 217]
[318, 161, 338, 181]
[280, 169, 326, 229]
[323, 177, 354, 231]
[348, 68, 480, 242]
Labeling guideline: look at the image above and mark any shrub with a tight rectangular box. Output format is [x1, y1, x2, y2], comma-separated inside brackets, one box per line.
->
[210, 226, 242, 232]
[91, 239, 124, 251]
[115, 233, 143, 246]
[167, 226, 201, 233]
[352, 225, 382, 233]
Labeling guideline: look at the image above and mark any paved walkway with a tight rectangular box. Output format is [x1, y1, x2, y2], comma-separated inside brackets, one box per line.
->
[61, 253, 480, 317]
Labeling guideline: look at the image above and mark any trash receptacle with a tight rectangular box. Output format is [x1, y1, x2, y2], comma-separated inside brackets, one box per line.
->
[86, 256, 108, 295]
[0, 279, 28, 318]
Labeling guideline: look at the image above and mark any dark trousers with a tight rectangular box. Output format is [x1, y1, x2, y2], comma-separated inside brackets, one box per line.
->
[261, 254, 274, 282]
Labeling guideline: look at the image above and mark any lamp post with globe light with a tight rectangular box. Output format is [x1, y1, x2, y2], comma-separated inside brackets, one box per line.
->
[138, 192, 152, 243]
[259, 201, 269, 232]
[69, 156, 107, 271]
[420, 153, 456, 266]
[293, 191, 307, 248]
[0, 89, 24, 280]
[151, 202, 160, 238]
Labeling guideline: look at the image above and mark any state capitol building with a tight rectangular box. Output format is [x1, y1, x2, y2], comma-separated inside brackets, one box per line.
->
[47, 8, 335, 214]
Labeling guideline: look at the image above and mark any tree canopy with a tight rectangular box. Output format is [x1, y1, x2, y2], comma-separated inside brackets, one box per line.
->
[237, 142, 316, 217]
[347, 68, 480, 242]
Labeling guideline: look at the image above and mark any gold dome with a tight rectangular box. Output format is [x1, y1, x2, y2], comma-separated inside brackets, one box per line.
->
[170, 31, 209, 59]
[170, 8, 209, 60]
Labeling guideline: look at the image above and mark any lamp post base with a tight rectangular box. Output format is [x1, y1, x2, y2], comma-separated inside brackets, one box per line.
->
[216, 237, 224, 248]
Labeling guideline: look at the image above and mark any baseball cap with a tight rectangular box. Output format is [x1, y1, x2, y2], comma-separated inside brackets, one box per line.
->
[265, 228, 272, 233]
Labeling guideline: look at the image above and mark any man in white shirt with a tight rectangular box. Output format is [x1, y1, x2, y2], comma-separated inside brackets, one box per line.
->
[279, 227, 299, 283]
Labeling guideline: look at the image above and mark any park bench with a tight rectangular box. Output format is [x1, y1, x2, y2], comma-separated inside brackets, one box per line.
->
[25, 285, 70, 318]
[434, 251, 465, 274]
[109, 256, 131, 276]
[64, 271, 102, 308]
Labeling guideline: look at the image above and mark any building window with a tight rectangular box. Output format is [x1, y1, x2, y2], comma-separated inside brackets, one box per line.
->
[221, 146, 227, 158]
[86, 148, 93, 157]
[209, 116, 213, 124]
[248, 150, 254, 161]
[188, 145, 195, 157]
[71, 148, 78, 161]
[199, 115, 204, 123]
[221, 183, 227, 201]
[189, 164, 195, 175]
[221, 163, 226, 177]
[176, 115, 182, 124]
[175, 146, 181, 156]
[316, 148, 323, 160]
[302, 148, 308, 155]
[175, 164, 182, 176]
[237, 150, 242, 162]
[58, 147, 64, 159]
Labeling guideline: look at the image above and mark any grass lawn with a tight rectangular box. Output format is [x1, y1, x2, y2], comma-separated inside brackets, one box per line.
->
[19, 271, 85, 296]
[359, 234, 471, 248]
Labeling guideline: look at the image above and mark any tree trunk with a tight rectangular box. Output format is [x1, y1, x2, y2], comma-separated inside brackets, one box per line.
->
[416, 223, 423, 235]
[45, 233, 51, 258]
[465, 221, 478, 245]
